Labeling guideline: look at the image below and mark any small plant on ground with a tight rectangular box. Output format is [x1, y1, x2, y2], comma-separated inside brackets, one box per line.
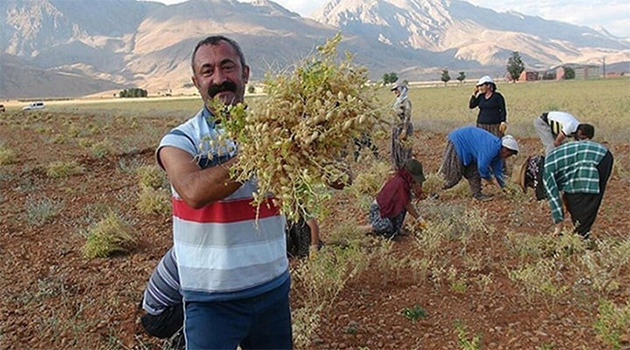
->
[25, 196, 64, 226]
[0, 143, 16, 165]
[82, 212, 136, 259]
[401, 304, 427, 323]
[454, 320, 482, 350]
[593, 298, 630, 350]
[46, 161, 84, 178]
[136, 165, 168, 190]
[136, 187, 171, 215]
[90, 140, 113, 158]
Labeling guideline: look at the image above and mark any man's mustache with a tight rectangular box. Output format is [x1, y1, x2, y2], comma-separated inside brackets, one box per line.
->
[208, 81, 237, 98]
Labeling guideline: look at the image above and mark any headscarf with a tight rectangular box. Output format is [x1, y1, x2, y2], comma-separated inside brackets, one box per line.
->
[375, 168, 413, 218]
[393, 85, 408, 108]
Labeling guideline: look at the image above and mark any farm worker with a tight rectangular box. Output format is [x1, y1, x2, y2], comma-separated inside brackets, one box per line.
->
[440, 126, 519, 201]
[155, 36, 291, 349]
[533, 111, 594, 155]
[391, 80, 413, 170]
[358, 158, 427, 239]
[286, 217, 325, 258]
[469, 75, 508, 137]
[140, 248, 185, 349]
[514, 141, 613, 238]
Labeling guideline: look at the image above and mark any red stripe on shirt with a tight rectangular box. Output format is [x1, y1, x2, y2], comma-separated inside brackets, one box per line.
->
[172, 197, 281, 223]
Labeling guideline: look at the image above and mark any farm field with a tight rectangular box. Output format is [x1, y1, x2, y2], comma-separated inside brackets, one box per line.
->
[0, 78, 629, 349]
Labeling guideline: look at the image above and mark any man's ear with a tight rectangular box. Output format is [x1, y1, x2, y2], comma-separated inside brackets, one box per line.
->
[191, 75, 200, 90]
[242, 65, 250, 84]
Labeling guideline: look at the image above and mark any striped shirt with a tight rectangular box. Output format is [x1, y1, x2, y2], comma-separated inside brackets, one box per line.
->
[142, 248, 181, 315]
[157, 107, 288, 302]
[543, 141, 609, 223]
[546, 111, 579, 137]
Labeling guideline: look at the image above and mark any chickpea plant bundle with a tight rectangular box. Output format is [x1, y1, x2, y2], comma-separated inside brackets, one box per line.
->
[207, 34, 387, 221]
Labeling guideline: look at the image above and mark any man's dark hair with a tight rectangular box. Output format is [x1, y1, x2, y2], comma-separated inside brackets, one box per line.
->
[191, 35, 246, 72]
[577, 123, 595, 139]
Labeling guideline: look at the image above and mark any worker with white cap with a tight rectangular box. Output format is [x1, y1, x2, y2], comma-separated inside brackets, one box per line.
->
[440, 126, 519, 201]
[469, 75, 508, 137]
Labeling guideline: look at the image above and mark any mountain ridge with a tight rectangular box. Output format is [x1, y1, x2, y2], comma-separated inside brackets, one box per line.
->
[1, 0, 628, 99]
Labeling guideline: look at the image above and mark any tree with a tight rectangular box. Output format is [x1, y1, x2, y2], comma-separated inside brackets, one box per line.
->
[507, 51, 525, 82]
[441, 69, 451, 86]
[247, 85, 256, 94]
[382, 72, 398, 84]
[118, 88, 148, 98]
[564, 67, 575, 80]
[456, 71, 466, 84]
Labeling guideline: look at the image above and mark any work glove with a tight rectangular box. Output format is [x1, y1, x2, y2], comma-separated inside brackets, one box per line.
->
[499, 122, 508, 134]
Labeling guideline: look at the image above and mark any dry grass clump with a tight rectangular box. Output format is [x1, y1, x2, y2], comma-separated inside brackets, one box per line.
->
[0, 144, 16, 165]
[135, 165, 170, 215]
[594, 298, 630, 349]
[82, 212, 136, 259]
[136, 165, 168, 190]
[46, 161, 84, 178]
[136, 187, 171, 216]
[422, 172, 444, 195]
[90, 140, 113, 158]
[211, 34, 387, 221]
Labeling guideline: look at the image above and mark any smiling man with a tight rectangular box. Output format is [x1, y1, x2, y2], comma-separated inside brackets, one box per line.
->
[155, 36, 291, 349]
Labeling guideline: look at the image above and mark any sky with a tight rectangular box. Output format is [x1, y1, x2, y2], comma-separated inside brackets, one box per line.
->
[156, 0, 630, 38]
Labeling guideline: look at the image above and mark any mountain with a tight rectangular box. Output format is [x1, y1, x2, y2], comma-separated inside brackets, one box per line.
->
[1, 0, 629, 99]
[314, 0, 630, 67]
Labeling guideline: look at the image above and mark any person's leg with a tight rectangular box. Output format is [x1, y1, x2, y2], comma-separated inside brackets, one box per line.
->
[533, 117, 555, 155]
[440, 140, 464, 190]
[184, 300, 250, 350]
[241, 279, 292, 350]
[141, 304, 184, 339]
[565, 193, 598, 238]
[368, 202, 394, 236]
[462, 162, 483, 198]
[391, 209, 407, 237]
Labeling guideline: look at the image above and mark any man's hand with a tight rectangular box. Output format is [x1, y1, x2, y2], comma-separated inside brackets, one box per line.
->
[553, 222, 563, 236]
[499, 122, 508, 134]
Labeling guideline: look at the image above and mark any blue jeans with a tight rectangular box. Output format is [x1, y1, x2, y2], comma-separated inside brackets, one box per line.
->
[184, 278, 292, 350]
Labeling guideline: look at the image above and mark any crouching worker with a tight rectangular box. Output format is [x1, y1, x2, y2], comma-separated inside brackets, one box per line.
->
[440, 126, 519, 201]
[514, 140, 613, 238]
[359, 159, 426, 239]
[139, 247, 185, 349]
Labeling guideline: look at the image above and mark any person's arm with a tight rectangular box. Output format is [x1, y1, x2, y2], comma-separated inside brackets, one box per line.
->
[498, 94, 507, 122]
[476, 151, 493, 180]
[305, 219, 320, 246]
[469, 93, 479, 109]
[404, 201, 420, 220]
[553, 132, 567, 147]
[490, 158, 505, 188]
[543, 167, 564, 224]
[159, 146, 241, 209]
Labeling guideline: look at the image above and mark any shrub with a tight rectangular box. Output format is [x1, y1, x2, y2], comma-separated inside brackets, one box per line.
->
[82, 212, 135, 259]
[401, 304, 428, 323]
[46, 161, 84, 178]
[136, 165, 168, 190]
[136, 187, 171, 216]
[0, 145, 16, 165]
[26, 196, 63, 226]
[454, 320, 482, 350]
[593, 299, 630, 349]
[90, 141, 113, 158]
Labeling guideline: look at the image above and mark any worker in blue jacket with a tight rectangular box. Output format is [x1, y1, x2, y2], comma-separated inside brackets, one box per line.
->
[439, 126, 519, 201]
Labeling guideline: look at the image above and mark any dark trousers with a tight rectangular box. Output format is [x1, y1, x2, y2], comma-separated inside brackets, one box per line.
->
[184, 279, 292, 350]
[565, 151, 614, 238]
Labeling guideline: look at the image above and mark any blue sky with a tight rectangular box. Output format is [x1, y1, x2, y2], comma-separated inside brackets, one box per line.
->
[156, 0, 630, 38]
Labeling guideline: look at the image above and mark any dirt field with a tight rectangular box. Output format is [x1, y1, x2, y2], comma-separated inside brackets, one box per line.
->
[0, 106, 629, 349]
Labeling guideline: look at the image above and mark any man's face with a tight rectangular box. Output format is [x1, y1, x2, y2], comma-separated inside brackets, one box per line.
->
[575, 129, 589, 140]
[191, 41, 250, 106]
[499, 147, 515, 159]
[412, 181, 424, 198]
[393, 88, 401, 97]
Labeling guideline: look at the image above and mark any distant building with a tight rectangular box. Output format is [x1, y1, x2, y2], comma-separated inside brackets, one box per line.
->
[519, 71, 539, 81]
[573, 66, 601, 80]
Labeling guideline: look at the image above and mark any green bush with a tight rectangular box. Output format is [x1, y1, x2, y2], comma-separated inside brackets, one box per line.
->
[82, 212, 136, 259]
[46, 161, 84, 178]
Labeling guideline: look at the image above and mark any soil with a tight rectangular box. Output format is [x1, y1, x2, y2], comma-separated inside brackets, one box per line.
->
[1, 112, 629, 349]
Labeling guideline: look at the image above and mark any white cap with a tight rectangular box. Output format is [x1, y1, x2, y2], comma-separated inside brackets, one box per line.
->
[476, 75, 494, 86]
[501, 135, 519, 153]
[391, 80, 408, 91]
